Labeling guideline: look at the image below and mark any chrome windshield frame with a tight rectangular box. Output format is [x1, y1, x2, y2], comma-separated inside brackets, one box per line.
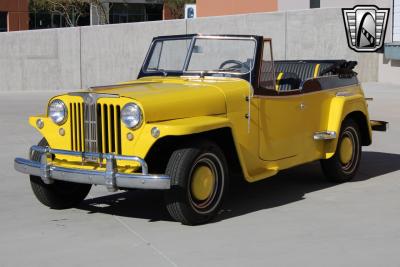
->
[140, 34, 259, 77]
[183, 35, 258, 76]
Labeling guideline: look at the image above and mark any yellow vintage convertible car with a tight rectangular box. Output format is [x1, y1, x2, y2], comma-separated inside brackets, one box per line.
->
[15, 34, 387, 225]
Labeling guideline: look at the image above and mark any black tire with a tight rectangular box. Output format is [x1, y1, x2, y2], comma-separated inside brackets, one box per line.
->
[29, 138, 92, 209]
[320, 119, 362, 182]
[164, 141, 229, 225]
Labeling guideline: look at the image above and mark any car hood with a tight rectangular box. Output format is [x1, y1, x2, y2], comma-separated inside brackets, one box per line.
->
[89, 77, 228, 122]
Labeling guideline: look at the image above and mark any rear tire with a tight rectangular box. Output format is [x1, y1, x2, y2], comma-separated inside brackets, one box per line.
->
[29, 138, 91, 209]
[164, 141, 229, 225]
[320, 119, 362, 182]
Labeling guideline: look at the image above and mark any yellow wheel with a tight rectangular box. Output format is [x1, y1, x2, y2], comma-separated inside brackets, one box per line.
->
[339, 136, 354, 165]
[321, 119, 361, 182]
[165, 141, 228, 225]
[188, 155, 221, 211]
[190, 165, 216, 202]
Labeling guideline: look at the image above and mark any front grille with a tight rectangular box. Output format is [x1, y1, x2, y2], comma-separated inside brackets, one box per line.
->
[70, 101, 122, 155]
[97, 103, 122, 154]
[70, 102, 84, 152]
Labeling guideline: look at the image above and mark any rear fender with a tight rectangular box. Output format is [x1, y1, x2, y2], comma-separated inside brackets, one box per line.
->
[324, 94, 371, 159]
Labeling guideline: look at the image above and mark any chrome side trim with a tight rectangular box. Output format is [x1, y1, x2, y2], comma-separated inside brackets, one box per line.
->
[313, 131, 337, 140]
[336, 91, 354, 97]
[14, 146, 170, 191]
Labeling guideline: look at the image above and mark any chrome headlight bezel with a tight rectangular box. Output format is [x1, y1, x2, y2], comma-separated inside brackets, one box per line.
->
[121, 103, 143, 129]
[48, 99, 67, 125]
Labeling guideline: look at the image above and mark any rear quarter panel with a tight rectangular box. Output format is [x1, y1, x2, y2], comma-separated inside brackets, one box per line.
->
[323, 85, 371, 159]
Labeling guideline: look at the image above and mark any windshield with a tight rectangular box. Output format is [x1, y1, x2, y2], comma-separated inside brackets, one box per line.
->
[144, 36, 257, 75]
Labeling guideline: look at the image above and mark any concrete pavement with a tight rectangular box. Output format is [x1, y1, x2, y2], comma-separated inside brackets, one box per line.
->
[0, 83, 399, 267]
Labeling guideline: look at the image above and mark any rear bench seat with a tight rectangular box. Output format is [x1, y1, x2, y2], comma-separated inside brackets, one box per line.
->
[261, 61, 339, 91]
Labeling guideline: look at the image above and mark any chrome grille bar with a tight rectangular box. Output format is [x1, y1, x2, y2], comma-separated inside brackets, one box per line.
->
[68, 92, 121, 156]
[84, 97, 98, 154]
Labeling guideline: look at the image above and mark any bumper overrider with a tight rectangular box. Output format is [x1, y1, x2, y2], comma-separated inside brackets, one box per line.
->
[14, 146, 171, 192]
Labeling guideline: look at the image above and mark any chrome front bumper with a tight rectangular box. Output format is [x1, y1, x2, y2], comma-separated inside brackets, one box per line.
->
[14, 146, 171, 192]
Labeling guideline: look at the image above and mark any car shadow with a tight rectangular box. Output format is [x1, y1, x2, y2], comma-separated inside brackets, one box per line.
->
[76, 151, 400, 223]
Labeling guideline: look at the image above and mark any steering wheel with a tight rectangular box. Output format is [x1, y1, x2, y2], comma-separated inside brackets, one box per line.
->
[219, 60, 248, 72]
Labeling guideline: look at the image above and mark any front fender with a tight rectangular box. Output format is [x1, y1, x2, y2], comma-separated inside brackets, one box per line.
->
[132, 115, 232, 158]
[324, 94, 371, 158]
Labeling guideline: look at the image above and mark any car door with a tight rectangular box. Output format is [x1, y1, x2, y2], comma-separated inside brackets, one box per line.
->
[258, 94, 304, 161]
[257, 40, 304, 161]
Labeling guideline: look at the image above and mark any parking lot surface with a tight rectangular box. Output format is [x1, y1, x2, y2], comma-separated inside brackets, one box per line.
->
[1, 83, 399, 267]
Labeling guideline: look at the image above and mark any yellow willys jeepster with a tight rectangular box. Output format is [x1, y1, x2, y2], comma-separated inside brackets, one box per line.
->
[15, 34, 387, 225]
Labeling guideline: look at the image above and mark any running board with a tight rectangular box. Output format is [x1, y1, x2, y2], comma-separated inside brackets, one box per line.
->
[313, 131, 337, 140]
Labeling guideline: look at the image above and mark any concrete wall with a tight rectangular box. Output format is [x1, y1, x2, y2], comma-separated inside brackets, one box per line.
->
[0, 28, 81, 91]
[379, 54, 400, 82]
[81, 19, 186, 88]
[0, 7, 391, 91]
[285, 8, 379, 82]
[315, 0, 394, 42]
[186, 12, 286, 60]
[278, 0, 309, 11]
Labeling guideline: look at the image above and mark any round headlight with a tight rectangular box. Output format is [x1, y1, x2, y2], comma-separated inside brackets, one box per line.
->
[48, 99, 67, 125]
[121, 103, 142, 129]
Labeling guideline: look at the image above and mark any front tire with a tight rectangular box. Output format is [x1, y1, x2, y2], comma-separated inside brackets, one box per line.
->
[29, 138, 91, 209]
[164, 141, 229, 225]
[320, 119, 362, 182]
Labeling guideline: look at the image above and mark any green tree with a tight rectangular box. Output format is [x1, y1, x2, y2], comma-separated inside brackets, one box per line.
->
[164, 0, 195, 19]
[30, 0, 110, 26]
